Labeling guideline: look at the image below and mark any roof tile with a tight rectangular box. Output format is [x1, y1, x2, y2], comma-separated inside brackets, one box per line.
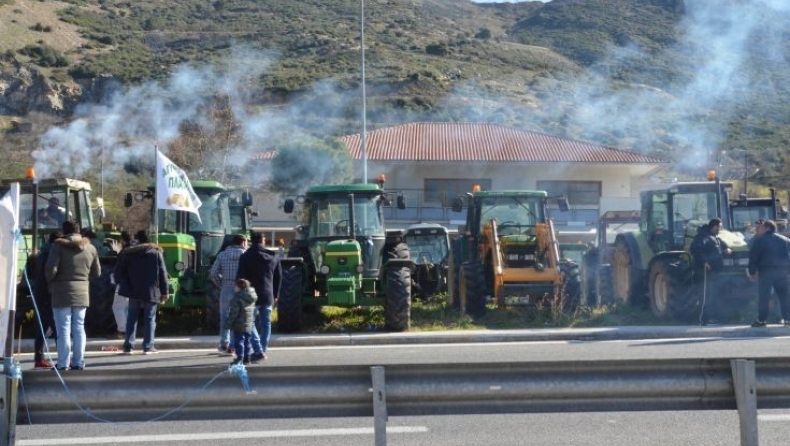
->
[340, 122, 666, 164]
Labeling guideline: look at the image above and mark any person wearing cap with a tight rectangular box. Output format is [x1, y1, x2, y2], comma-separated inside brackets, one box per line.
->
[748, 219, 790, 327]
[46, 197, 66, 226]
[38, 197, 65, 227]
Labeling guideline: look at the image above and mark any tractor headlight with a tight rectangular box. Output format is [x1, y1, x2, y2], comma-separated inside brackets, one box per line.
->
[355, 264, 365, 273]
[174, 262, 185, 272]
[320, 265, 331, 275]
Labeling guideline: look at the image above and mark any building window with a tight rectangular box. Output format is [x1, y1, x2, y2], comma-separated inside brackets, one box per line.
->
[536, 181, 601, 206]
[424, 179, 492, 206]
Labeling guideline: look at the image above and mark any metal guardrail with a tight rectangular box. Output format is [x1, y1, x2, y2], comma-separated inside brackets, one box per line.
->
[18, 358, 789, 428]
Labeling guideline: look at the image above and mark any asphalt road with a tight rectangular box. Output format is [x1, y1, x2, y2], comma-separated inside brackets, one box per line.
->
[14, 410, 790, 445]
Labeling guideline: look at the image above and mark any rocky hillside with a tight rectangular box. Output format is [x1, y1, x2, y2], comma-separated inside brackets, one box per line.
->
[1, 0, 789, 189]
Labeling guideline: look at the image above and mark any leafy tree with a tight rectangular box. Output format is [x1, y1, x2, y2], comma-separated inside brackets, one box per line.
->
[269, 136, 353, 196]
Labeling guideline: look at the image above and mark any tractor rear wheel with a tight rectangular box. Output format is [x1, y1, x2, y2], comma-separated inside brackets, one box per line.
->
[385, 266, 411, 331]
[461, 261, 487, 317]
[277, 266, 304, 333]
[204, 281, 220, 331]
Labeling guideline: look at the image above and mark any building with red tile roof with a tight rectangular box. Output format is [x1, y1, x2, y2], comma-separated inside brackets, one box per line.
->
[252, 122, 670, 233]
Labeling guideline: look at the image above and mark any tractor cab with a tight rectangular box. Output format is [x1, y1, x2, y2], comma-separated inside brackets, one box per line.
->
[404, 223, 451, 298]
[640, 181, 733, 253]
[286, 184, 392, 278]
[1, 176, 95, 257]
[729, 189, 779, 240]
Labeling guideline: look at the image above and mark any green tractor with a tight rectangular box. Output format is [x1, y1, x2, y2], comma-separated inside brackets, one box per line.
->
[278, 183, 414, 332]
[0, 175, 118, 336]
[125, 180, 255, 330]
[729, 189, 780, 235]
[611, 178, 753, 320]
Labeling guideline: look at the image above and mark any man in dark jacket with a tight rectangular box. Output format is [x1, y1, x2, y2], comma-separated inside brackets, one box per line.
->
[115, 229, 169, 354]
[690, 218, 731, 325]
[45, 220, 100, 370]
[237, 231, 281, 359]
[748, 219, 790, 327]
[32, 231, 61, 369]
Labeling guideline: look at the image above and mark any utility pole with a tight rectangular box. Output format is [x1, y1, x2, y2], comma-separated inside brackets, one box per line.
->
[360, 0, 367, 184]
[743, 151, 748, 196]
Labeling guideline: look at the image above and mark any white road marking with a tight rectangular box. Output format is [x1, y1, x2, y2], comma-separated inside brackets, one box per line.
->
[759, 414, 790, 422]
[16, 426, 429, 445]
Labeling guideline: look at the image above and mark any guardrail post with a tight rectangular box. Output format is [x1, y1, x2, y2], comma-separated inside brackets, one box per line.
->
[371, 366, 387, 446]
[731, 359, 758, 446]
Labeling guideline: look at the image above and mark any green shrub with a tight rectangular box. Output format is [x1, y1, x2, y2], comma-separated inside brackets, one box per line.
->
[17, 44, 69, 68]
[425, 43, 448, 57]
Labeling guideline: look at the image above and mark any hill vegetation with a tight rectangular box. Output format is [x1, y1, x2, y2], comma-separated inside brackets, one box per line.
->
[1, 0, 789, 196]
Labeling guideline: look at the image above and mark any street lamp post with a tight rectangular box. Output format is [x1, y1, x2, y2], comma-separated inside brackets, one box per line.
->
[360, 0, 367, 184]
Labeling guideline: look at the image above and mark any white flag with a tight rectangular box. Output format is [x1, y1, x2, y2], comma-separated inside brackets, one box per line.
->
[0, 183, 20, 358]
[156, 150, 202, 223]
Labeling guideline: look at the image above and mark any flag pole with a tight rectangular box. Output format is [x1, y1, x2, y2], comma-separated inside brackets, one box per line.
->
[154, 145, 158, 244]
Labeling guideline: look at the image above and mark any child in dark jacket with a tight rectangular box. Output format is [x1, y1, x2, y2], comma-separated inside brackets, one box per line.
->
[224, 279, 258, 365]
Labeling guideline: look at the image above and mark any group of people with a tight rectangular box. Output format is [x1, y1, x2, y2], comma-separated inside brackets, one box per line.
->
[31, 219, 282, 370]
[209, 232, 282, 366]
[32, 221, 171, 369]
[691, 217, 790, 327]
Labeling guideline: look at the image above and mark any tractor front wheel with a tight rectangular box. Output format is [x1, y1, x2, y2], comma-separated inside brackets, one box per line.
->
[612, 239, 643, 305]
[595, 265, 615, 307]
[461, 261, 486, 317]
[385, 266, 411, 331]
[277, 266, 304, 333]
[560, 264, 582, 313]
[648, 259, 694, 320]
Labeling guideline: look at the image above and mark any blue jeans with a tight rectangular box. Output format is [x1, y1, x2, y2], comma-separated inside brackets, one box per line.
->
[219, 286, 234, 347]
[124, 299, 158, 352]
[220, 286, 263, 353]
[232, 331, 251, 361]
[53, 306, 86, 369]
[257, 305, 272, 353]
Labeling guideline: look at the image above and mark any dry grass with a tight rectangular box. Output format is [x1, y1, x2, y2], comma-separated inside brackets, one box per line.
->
[0, 0, 86, 55]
